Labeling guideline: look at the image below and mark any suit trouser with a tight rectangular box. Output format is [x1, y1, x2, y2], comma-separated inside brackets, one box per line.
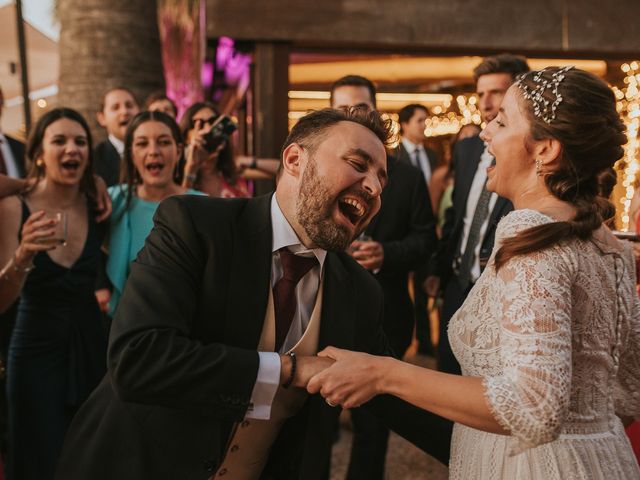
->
[347, 328, 412, 480]
[413, 267, 434, 354]
[347, 407, 389, 480]
[437, 276, 472, 375]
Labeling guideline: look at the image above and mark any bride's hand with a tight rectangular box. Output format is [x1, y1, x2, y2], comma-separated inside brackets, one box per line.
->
[306, 346, 392, 409]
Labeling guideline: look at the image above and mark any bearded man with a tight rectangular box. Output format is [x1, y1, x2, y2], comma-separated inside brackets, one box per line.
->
[55, 108, 451, 480]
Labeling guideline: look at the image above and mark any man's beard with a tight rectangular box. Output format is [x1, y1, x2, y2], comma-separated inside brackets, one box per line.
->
[296, 159, 357, 251]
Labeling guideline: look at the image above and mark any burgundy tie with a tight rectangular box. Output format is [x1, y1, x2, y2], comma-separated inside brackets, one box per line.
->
[273, 248, 318, 352]
[0, 139, 7, 175]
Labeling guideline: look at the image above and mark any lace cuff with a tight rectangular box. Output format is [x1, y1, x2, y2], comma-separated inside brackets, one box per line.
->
[483, 375, 560, 456]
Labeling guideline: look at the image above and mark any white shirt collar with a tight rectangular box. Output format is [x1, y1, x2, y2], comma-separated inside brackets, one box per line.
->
[402, 138, 423, 154]
[270, 195, 327, 269]
[108, 134, 125, 156]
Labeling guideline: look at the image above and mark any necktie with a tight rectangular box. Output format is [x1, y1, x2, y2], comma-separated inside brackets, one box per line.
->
[412, 147, 424, 176]
[457, 178, 492, 290]
[0, 139, 7, 175]
[273, 248, 318, 352]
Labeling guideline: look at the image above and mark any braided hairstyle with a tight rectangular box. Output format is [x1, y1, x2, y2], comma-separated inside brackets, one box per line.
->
[494, 68, 627, 270]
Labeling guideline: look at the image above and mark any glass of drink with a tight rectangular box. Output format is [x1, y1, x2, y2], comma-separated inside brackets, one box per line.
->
[348, 233, 372, 254]
[37, 211, 67, 247]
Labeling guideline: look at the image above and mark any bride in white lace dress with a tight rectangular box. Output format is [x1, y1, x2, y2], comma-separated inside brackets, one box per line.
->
[308, 67, 640, 479]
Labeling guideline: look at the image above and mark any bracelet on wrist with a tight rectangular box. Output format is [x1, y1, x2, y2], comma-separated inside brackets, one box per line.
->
[250, 156, 258, 169]
[12, 252, 34, 273]
[282, 351, 296, 389]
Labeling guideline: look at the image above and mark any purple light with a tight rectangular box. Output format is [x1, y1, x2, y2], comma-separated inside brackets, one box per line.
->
[202, 61, 214, 89]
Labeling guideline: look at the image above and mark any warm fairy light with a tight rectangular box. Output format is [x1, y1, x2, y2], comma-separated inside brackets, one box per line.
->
[423, 93, 481, 137]
[613, 61, 640, 231]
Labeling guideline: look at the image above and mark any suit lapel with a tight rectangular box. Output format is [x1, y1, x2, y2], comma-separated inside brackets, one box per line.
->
[223, 195, 273, 349]
[317, 253, 356, 350]
[484, 197, 512, 241]
[395, 144, 411, 166]
[457, 137, 485, 207]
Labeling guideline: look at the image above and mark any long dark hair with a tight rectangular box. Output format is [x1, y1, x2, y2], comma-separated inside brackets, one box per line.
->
[494, 68, 626, 271]
[24, 107, 97, 209]
[118, 110, 183, 215]
[179, 101, 239, 183]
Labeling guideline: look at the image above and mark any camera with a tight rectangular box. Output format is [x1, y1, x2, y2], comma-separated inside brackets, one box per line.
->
[203, 115, 238, 152]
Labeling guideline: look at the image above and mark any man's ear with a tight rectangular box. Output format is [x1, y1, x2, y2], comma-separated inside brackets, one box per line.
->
[96, 111, 107, 128]
[281, 143, 305, 178]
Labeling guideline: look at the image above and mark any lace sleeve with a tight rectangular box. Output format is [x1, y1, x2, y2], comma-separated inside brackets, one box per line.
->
[614, 247, 640, 418]
[483, 225, 576, 454]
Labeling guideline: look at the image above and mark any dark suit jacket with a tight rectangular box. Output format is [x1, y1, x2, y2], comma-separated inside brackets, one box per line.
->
[365, 155, 436, 355]
[3, 134, 26, 178]
[395, 142, 439, 176]
[94, 139, 121, 187]
[429, 135, 512, 286]
[55, 194, 451, 480]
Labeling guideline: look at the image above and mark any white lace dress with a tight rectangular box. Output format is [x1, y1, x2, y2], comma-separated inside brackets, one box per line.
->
[448, 209, 640, 479]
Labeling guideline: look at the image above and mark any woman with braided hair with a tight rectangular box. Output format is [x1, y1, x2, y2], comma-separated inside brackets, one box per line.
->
[306, 67, 640, 479]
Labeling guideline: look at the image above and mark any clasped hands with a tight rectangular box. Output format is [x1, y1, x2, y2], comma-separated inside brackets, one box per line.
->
[284, 347, 391, 409]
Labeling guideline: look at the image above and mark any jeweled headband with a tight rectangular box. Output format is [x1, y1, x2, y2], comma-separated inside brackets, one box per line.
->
[516, 66, 574, 124]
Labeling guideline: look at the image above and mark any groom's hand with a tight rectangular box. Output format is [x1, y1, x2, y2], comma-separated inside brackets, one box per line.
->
[279, 355, 334, 389]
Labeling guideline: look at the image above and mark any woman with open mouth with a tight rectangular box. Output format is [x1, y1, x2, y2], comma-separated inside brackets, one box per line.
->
[103, 111, 206, 317]
[0, 108, 107, 480]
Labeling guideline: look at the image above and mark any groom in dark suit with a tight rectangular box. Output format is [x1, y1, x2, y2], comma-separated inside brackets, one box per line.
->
[56, 107, 450, 480]
[426, 54, 530, 375]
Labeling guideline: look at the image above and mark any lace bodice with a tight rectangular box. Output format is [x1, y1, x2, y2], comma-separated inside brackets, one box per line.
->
[449, 209, 640, 455]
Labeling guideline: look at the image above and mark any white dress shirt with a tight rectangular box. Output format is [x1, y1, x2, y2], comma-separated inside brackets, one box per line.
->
[402, 138, 432, 183]
[457, 144, 497, 283]
[246, 195, 327, 420]
[0, 133, 20, 178]
[108, 134, 125, 157]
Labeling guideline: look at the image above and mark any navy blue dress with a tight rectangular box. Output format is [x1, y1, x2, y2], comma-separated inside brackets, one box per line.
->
[6, 200, 107, 480]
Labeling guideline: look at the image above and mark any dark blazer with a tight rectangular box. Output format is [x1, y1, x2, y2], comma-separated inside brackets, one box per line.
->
[395, 142, 439, 176]
[429, 135, 512, 286]
[55, 194, 450, 480]
[3, 135, 26, 178]
[365, 155, 436, 355]
[94, 139, 121, 187]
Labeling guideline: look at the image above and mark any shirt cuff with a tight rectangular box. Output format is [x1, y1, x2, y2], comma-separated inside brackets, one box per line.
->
[245, 352, 281, 420]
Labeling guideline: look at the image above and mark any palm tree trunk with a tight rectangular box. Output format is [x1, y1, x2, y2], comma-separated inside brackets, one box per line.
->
[56, 0, 165, 141]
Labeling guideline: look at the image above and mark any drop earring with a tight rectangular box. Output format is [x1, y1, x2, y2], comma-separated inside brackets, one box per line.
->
[535, 159, 542, 176]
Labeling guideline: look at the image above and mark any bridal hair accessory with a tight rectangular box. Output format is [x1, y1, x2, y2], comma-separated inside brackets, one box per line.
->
[516, 66, 574, 124]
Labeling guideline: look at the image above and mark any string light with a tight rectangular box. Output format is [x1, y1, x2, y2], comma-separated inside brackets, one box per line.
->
[423, 93, 481, 137]
[613, 62, 640, 231]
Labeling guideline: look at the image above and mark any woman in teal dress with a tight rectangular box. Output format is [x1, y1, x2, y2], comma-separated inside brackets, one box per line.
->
[105, 111, 205, 315]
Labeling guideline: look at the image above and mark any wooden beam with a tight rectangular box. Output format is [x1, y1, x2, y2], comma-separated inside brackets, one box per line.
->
[206, 0, 640, 57]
